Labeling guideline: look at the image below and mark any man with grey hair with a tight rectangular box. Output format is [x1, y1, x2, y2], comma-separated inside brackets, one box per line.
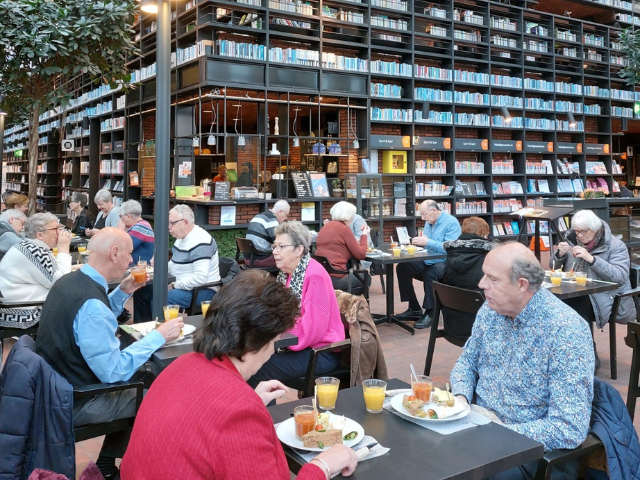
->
[245, 200, 290, 267]
[396, 199, 461, 328]
[36, 228, 183, 479]
[0, 208, 26, 261]
[450, 242, 594, 479]
[167, 204, 220, 308]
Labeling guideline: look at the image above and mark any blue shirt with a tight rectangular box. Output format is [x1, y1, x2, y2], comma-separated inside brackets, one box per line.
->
[423, 211, 461, 265]
[72, 264, 166, 383]
[450, 288, 594, 451]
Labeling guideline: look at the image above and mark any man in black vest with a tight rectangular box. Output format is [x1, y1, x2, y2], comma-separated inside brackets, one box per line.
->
[36, 228, 183, 479]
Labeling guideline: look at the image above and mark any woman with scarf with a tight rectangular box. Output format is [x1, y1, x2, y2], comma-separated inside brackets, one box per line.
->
[248, 221, 345, 388]
[552, 209, 636, 367]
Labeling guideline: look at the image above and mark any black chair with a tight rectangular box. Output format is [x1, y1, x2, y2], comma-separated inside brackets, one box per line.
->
[311, 254, 370, 300]
[235, 237, 278, 273]
[591, 287, 640, 380]
[533, 435, 604, 480]
[369, 228, 386, 294]
[184, 257, 239, 316]
[626, 321, 640, 420]
[287, 339, 352, 399]
[423, 282, 484, 376]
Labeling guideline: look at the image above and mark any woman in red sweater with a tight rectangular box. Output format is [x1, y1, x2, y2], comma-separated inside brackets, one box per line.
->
[316, 201, 370, 295]
[120, 270, 357, 480]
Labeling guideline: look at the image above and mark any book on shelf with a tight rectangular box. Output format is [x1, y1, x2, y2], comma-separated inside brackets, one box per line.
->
[496, 224, 506, 235]
[538, 179, 550, 193]
[572, 178, 584, 193]
[511, 222, 520, 235]
[527, 179, 537, 193]
[504, 223, 514, 235]
[596, 177, 609, 194]
[492, 225, 500, 236]
[542, 159, 554, 174]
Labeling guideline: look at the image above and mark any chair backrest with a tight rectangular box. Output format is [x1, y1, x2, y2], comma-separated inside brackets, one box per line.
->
[219, 256, 239, 280]
[433, 282, 485, 314]
[626, 321, 640, 419]
[311, 254, 348, 276]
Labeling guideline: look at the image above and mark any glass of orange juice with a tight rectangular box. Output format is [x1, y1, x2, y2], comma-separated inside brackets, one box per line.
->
[412, 375, 433, 402]
[315, 377, 340, 410]
[363, 379, 387, 413]
[163, 304, 180, 323]
[550, 271, 562, 286]
[294, 405, 317, 440]
[407, 244, 416, 255]
[77, 245, 86, 253]
[201, 300, 211, 317]
[576, 271, 587, 286]
[131, 265, 147, 284]
[392, 247, 401, 257]
[52, 246, 59, 257]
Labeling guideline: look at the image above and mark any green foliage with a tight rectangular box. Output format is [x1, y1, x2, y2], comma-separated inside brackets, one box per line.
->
[618, 28, 640, 86]
[210, 228, 248, 258]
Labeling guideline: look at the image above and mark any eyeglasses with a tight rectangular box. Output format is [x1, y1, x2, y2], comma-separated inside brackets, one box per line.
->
[45, 226, 64, 232]
[271, 244, 295, 252]
[168, 219, 185, 227]
[119, 213, 130, 219]
[574, 229, 591, 237]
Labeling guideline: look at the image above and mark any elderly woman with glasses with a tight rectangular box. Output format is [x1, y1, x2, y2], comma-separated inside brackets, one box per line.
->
[86, 189, 120, 237]
[552, 209, 636, 368]
[248, 221, 345, 388]
[0, 213, 74, 329]
[69, 192, 95, 238]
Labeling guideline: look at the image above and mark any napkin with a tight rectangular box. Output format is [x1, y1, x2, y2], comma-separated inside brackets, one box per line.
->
[383, 398, 490, 435]
[296, 435, 389, 477]
[126, 321, 157, 336]
[385, 389, 412, 397]
[432, 400, 466, 419]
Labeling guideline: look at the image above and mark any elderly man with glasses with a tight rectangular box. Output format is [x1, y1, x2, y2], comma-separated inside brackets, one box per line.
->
[0, 213, 77, 329]
[0, 208, 27, 262]
[166, 204, 221, 309]
[245, 199, 290, 268]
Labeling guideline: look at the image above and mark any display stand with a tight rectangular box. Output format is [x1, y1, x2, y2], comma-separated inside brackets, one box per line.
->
[513, 206, 574, 261]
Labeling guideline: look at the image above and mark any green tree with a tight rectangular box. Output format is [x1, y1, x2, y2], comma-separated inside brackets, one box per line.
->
[0, 0, 138, 213]
[618, 28, 640, 86]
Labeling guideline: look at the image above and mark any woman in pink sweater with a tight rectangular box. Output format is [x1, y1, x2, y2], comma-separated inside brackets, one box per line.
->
[248, 221, 346, 388]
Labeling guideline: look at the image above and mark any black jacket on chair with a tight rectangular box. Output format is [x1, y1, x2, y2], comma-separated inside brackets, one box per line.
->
[440, 234, 492, 340]
[0, 336, 75, 480]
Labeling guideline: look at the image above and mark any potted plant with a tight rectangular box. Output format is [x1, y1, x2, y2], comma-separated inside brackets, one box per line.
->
[332, 179, 344, 198]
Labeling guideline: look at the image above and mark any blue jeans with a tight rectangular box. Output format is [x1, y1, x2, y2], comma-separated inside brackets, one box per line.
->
[167, 287, 215, 310]
[485, 458, 580, 480]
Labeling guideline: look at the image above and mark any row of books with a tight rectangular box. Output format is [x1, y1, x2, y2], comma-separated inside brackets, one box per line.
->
[370, 60, 412, 76]
[100, 160, 125, 175]
[493, 222, 521, 236]
[415, 160, 446, 174]
[527, 179, 551, 193]
[99, 117, 125, 133]
[371, 15, 408, 30]
[494, 181, 525, 195]
[456, 200, 488, 214]
[101, 178, 125, 192]
[456, 181, 486, 195]
[415, 181, 453, 196]
[585, 162, 608, 174]
[321, 7, 364, 23]
[372, 83, 403, 99]
[557, 178, 585, 193]
[526, 161, 549, 174]
[371, 108, 413, 122]
[494, 198, 524, 212]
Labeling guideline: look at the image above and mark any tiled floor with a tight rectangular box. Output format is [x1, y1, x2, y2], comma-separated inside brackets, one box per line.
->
[4, 278, 639, 478]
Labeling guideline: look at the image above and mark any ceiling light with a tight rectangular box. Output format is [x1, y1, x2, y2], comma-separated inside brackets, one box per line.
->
[501, 106, 512, 123]
[568, 112, 577, 127]
[140, 0, 158, 14]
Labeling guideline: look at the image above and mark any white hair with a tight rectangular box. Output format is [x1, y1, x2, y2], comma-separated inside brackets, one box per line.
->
[272, 200, 290, 213]
[120, 199, 142, 218]
[571, 210, 603, 233]
[0, 209, 26, 224]
[170, 204, 195, 224]
[94, 189, 113, 204]
[330, 201, 357, 222]
[24, 212, 58, 239]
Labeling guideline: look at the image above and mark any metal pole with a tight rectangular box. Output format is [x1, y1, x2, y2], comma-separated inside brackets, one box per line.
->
[152, 0, 171, 319]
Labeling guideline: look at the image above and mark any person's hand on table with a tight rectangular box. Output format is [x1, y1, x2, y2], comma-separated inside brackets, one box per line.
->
[556, 241, 571, 257]
[312, 444, 358, 479]
[156, 317, 184, 342]
[85, 228, 95, 237]
[57, 230, 71, 254]
[411, 236, 428, 247]
[571, 246, 594, 264]
[455, 394, 468, 407]
[254, 380, 289, 405]
[120, 272, 149, 294]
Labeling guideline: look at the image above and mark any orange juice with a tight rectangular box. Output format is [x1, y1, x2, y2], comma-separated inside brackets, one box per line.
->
[413, 382, 433, 402]
[131, 266, 147, 283]
[201, 301, 210, 317]
[294, 406, 317, 440]
[363, 386, 385, 412]
[576, 273, 587, 286]
[78, 246, 86, 253]
[316, 383, 339, 410]
[407, 245, 416, 255]
[550, 275, 562, 286]
[52, 246, 58, 257]
[163, 305, 180, 322]
[392, 247, 401, 257]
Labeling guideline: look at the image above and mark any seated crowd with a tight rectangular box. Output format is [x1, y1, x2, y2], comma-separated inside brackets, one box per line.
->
[1, 193, 638, 480]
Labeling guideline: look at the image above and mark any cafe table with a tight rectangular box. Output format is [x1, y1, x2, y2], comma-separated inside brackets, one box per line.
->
[543, 278, 618, 300]
[119, 314, 298, 376]
[365, 245, 446, 335]
[268, 378, 544, 480]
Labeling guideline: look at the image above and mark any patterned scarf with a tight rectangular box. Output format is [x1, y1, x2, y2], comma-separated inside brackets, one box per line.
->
[277, 253, 310, 301]
[16, 239, 56, 281]
[574, 225, 604, 273]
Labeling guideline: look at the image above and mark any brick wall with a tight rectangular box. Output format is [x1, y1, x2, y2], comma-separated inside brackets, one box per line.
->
[141, 113, 156, 196]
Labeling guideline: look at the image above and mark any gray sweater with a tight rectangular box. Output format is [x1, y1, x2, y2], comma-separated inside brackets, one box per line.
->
[0, 221, 21, 262]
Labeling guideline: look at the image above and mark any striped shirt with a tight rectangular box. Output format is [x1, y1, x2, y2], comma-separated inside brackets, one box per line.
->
[246, 210, 279, 257]
[169, 225, 220, 290]
[128, 219, 155, 265]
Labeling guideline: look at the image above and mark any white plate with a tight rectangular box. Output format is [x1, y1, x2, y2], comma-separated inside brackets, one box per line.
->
[164, 323, 196, 344]
[276, 413, 364, 452]
[389, 393, 471, 423]
[80, 251, 90, 256]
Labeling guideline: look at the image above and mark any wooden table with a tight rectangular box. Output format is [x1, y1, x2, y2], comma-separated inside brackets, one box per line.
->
[365, 246, 446, 335]
[268, 378, 544, 480]
[544, 278, 618, 300]
[119, 314, 298, 376]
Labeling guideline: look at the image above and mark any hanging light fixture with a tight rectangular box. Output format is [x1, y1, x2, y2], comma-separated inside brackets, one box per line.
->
[500, 106, 512, 123]
[567, 111, 577, 128]
[421, 102, 430, 121]
[234, 103, 246, 146]
[350, 108, 359, 149]
[292, 104, 301, 148]
[140, 0, 158, 14]
[207, 99, 217, 146]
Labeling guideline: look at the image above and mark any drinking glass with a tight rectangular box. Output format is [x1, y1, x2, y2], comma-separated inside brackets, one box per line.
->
[315, 377, 340, 410]
[131, 265, 147, 284]
[576, 271, 587, 286]
[77, 246, 87, 254]
[52, 246, 59, 257]
[362, 379, 387, 413]
[412, 375, 433, 402]
[550, 271, 562, 286]
[163, 304, 180, 322]
[294, 405, 317, 440]
[407, 245, 416, 255]
[392, 247, 401, 257]
[201, 300, 211, 317]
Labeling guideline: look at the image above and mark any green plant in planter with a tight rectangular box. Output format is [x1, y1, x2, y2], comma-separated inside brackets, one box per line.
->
[210, 228, 248, 258]
[618, 28, 640, 85]
[332, 179, 343, 190]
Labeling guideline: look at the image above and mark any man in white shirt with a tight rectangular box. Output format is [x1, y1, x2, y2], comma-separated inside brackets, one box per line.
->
[167, 204, 221, 308]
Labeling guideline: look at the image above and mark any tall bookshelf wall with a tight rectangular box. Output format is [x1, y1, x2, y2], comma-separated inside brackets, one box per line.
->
[2, 0, 639, 236]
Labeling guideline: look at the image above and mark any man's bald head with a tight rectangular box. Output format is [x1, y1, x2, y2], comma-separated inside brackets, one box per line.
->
[87, 228, 133, 279]
[489, 242, 545, 292]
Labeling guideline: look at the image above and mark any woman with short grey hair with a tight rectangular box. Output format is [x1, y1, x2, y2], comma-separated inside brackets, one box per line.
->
[248, 221, 345, 389]
[86, 189, 120, 236]
[69, 192, 94, 238]
[0, 213, 74, 329]
[552, 209, 636, 370]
